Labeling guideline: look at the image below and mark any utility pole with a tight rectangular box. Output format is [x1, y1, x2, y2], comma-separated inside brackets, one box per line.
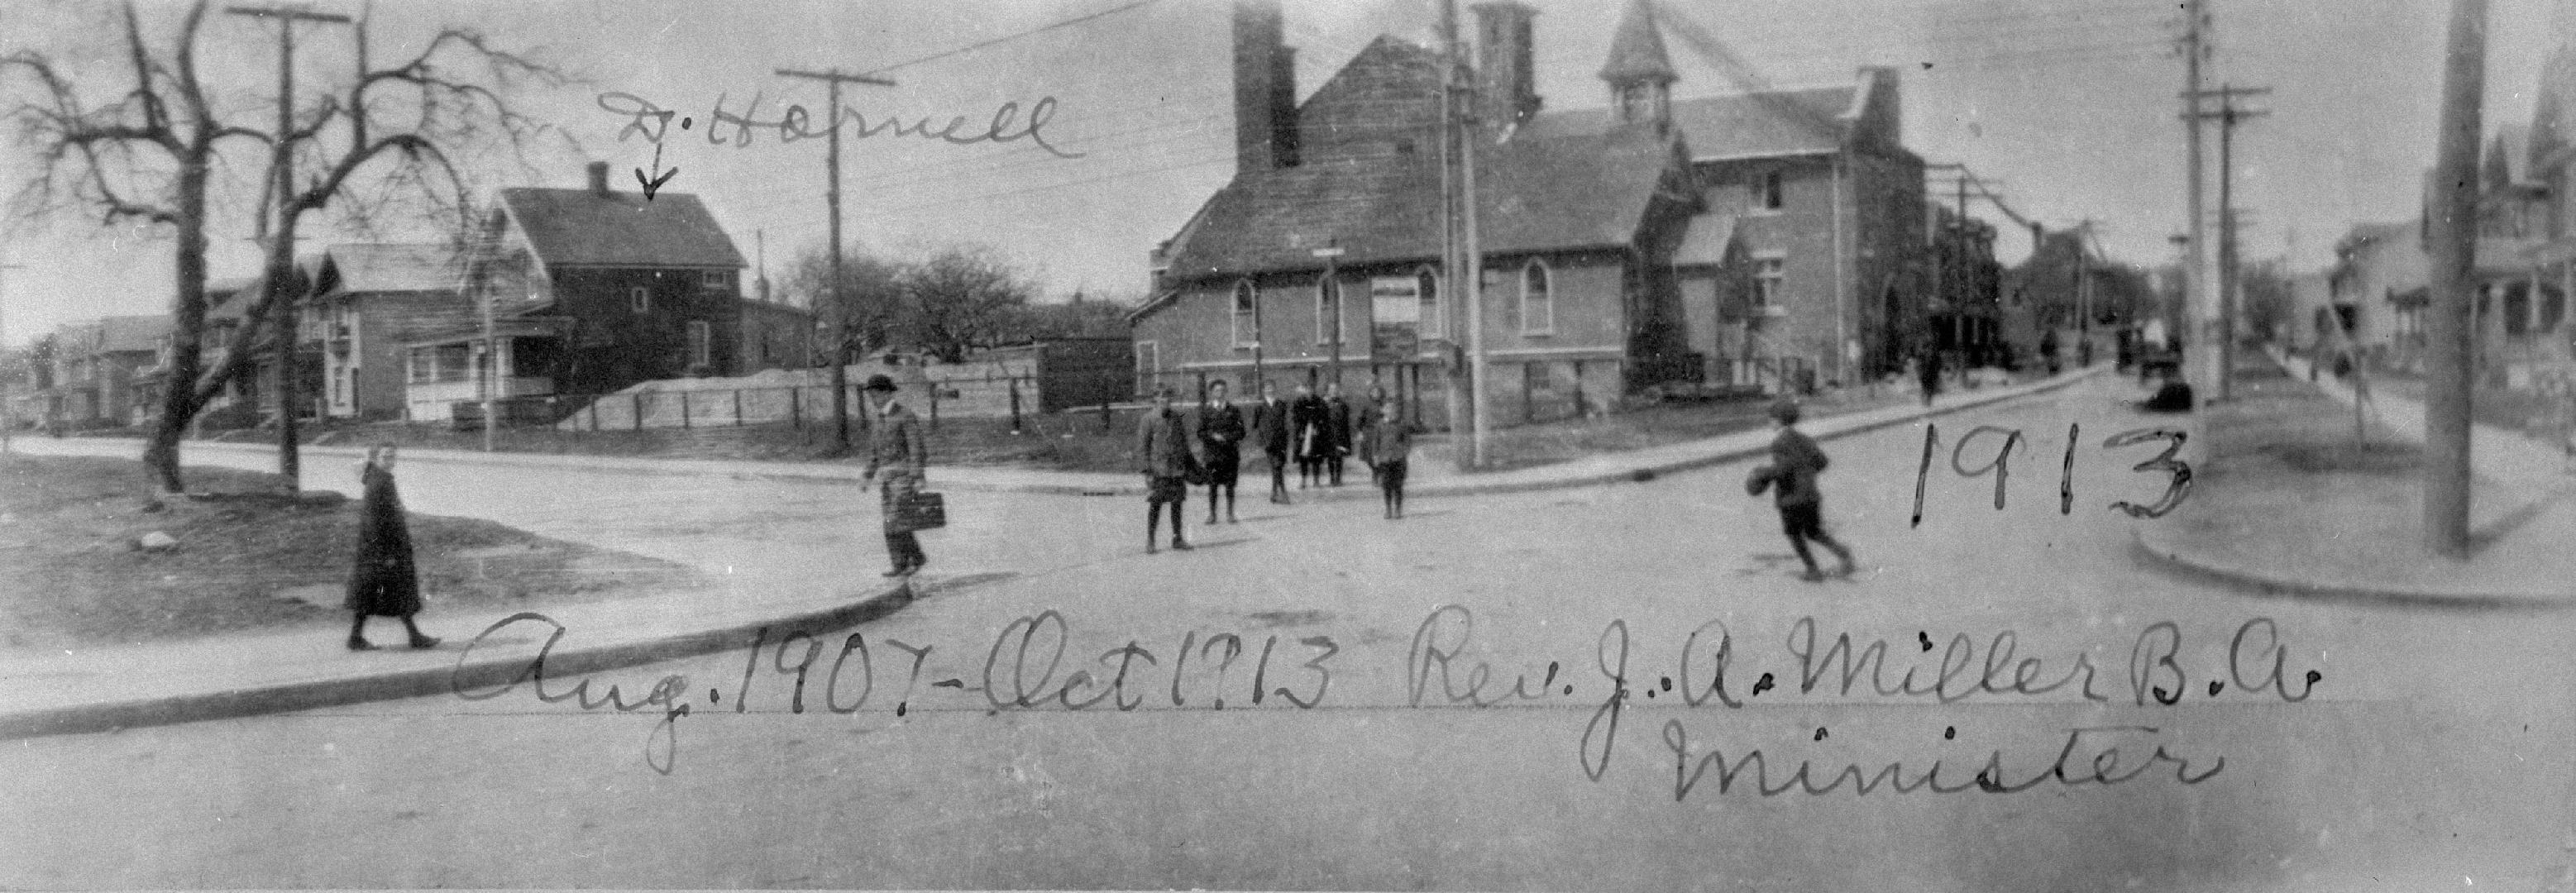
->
[1446, 0, 1489, 470]
[2425, 0, 2488, 557]
[1317, 239, 1344, 392]
[0, 263, 21, 457]
[231, 3, 350, 492]
[2177, 0, 2217, 407]
[465, 208, 506, 453]
[1438, 0, 1467, 446]
[2190, 84, 2270, 399]
[775, 67, 896, 452]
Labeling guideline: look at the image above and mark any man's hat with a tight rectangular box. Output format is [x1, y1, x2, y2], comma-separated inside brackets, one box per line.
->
[1768, 399, 1802, 423]
[863, 374, 897, 393]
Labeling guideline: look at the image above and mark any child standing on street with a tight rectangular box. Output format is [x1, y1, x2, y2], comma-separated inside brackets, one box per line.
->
[1359, 399, 1412, 518]
[1746, 400, 1857, 582]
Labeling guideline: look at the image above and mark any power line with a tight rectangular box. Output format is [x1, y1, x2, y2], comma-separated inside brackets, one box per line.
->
[855, 0, 1164, 78]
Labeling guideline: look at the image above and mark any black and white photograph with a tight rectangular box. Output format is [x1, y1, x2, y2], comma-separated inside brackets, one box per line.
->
[1, 0, 2573, 889]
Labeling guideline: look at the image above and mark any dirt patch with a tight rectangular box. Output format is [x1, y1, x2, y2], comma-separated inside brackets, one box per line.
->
[0, 454, 707, 651]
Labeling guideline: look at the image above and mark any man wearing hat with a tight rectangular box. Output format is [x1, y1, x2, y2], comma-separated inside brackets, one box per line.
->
[1745, 399, 1857, 581]
[860, 374, 930, 576]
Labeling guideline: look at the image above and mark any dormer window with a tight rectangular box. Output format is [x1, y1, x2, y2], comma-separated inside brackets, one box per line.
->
[1752, 170, 1785, 213]
[701, 270, 729, 294]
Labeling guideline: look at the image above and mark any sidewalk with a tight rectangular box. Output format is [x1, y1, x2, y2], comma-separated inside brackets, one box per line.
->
[0, 365, 2102, 740]
[118, 368, 2099, 502]
[2132, 347, 2576, 606]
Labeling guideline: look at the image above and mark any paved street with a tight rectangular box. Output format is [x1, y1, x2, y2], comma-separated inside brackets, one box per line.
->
[5, 375, 2572, 891]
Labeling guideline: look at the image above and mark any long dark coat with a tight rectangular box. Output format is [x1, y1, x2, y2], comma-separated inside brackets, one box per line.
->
[1289, 394, 1329, 461]
[1249, 398, 1293, 454]
[1324, 396, 1355, 454]
[346, 463, 423, 616]
[1196, 401, 1245, 485]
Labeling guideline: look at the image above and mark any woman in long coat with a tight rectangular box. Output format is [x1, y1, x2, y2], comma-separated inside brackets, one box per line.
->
[346, 445, 438, 651]
[1196, 379, 1245, 524]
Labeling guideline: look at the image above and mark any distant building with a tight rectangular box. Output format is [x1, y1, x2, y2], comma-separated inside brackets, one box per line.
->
[306, 244, 476, 422]
[737, 298, 815, 374]
[1134, 0, 1925, 426]
[402, 162, 748, 422]
[2327, 222, 2425, 370]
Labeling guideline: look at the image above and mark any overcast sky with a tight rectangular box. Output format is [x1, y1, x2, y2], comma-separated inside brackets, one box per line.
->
[1, 0, 2564, 346]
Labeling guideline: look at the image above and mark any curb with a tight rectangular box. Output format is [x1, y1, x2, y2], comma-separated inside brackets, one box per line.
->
[2128, 525, 2568, 611]
[0, 578, 949, 741]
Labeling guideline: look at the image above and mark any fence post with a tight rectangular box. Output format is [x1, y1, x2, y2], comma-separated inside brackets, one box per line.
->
[1102, 397, 1112, 432]
[791, 385, 802, 429]
[1008, 377, 1023, 434]
[590, 399, 600, 432]
[1523, 362, 1536, 423]
[680, 390, 691, 430]
[633, 392, 644, 432]
[734, 389, 744, 427]
[928, 384, 939, 435]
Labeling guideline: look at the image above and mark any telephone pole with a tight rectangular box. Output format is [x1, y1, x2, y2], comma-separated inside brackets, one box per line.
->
[776, 67, 896, 452]
[230, 3, 350, 491]
[1444, 0, 1489, 470]
[2424, 0, 2488, 557]
[2177, 0, 2217, 406]
[1437, 0, 1467, 449]
[2189, 84, 2270, 399]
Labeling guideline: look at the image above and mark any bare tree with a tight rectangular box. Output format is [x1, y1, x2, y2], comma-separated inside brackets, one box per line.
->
[789, 245, 907, 366]
[901, 244, 1035, 363]
[3, 1, 570, 494]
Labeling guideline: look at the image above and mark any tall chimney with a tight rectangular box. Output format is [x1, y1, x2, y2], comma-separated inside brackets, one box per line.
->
[1472, 2, 1541, 133]
[1232, 0, 1299, 174]
[586, 160, 611, 197]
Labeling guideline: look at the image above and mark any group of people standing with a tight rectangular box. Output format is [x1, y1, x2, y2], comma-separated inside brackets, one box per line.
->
[1136, 377, 1414, 553]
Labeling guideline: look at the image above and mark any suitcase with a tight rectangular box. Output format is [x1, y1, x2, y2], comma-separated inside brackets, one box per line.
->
[895, 490, 948, 532]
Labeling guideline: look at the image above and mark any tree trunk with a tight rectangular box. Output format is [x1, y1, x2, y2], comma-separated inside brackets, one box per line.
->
[143, 156, 215, 497]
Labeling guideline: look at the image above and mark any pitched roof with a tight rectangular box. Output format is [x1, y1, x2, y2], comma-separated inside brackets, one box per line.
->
[321, 243, 463, 294]
[95, 315, 172, 354]
[1157, 127, 1687, 282]
[1600, 0, 1676, 84]
[1522, 87, 1854, 160]
[1672, 213, 1738, 266]
[499, 188, 746, 269]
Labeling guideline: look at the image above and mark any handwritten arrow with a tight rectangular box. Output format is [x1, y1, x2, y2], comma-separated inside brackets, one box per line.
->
[634, 141, 676, 200]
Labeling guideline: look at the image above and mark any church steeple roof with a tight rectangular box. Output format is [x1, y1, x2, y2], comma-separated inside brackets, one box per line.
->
[1599, 0, 1676, 85]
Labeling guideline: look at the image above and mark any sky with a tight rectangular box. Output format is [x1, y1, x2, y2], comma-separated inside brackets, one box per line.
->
[1, 0, 2567, 348]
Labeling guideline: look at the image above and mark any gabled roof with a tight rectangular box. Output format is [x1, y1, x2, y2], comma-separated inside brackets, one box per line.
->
[499, 188, 746, 270]
[1523, 86, 1854, 160]
[1156, 126, 1688, 283]
[1672, 213, 1739, 267]
[95, 315, 172, 354]
[1601, 0, 1676, 85]
[320, 243, 463, 294]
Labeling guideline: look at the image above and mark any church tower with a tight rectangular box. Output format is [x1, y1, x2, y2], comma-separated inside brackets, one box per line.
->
[1600, 0, 1676, 130]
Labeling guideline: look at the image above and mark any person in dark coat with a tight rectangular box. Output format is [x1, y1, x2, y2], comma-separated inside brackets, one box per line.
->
[1322, 381, 1355, 486]
[1289, 380, 1327, 489]
[2038, 329, 2062, 375]
[860, 374, 930, 577]
[1249, 380, 1293, 504]
[1197, 379, 1245, 524]
[1915, 348, 1943, 407]
[1358, 399, 1413, 519]
[1744, 400, 1857, 582]
[1137, 386, 1201, 552]
[346, 445, 437, 651]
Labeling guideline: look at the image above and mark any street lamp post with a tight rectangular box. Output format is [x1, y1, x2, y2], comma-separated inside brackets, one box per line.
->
[1315, 241, 1345, 393]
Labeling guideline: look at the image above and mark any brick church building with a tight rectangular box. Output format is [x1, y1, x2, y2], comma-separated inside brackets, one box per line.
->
[1132, 0, 1928, 427]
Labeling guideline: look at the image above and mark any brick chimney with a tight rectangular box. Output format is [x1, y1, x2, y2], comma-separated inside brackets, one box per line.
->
[1232, 0, 1300, 174]
[1472, 2, 1541, 133]
[586, 160, 611, 197]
